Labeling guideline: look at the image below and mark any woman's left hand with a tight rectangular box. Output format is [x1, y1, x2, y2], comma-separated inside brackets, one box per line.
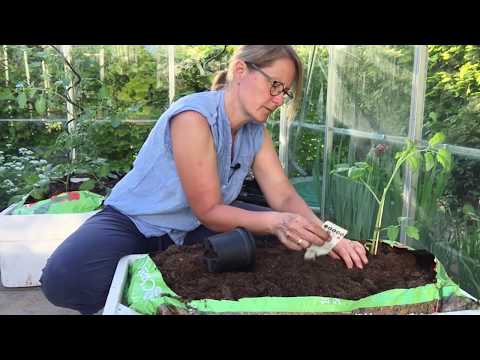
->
[328, 238, 369, 269]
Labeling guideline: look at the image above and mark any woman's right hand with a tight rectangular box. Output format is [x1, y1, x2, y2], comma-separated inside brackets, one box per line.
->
[269, 212, 331, 251]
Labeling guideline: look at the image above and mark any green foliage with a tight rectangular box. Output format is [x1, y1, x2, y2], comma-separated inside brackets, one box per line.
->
[424, 152, 435, 172]
[79, 179, 96, 191]
[331, 133, 452, 254]
[290, 46, 479, 225]
[0, 45, 169, 209]
[313, 137, 403, 241]
[417, 199, 480, 299]
[332, 46, 414, 136]
[387, 225, 400, 243]
[288, 46, 329, 177]
[175, 45, 234, 98]
[436, 148, 453, 171]
[424, 45, 480, 209]
[1, 45, 480, 226]
[0, 46, 68, 119]
[428, 132, 446, 146]
[0, 45, 244, 210]
[406, 226, 420, 240]
[0, 147, 53, 206]
[425, 45, 480, 145]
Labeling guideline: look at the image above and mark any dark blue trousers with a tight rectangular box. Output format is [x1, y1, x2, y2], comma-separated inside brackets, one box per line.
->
[40, 201, 273, 314]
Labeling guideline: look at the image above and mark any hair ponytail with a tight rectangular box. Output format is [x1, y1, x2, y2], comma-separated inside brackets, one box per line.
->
[211, 70, 228, 90]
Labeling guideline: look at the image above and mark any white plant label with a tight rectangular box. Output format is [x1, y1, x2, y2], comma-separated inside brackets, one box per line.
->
[323, 221, 348, 242]
[304, 221, 348, 259]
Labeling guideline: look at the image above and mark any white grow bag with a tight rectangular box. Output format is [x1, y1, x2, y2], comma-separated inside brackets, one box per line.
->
[0, 204, 99, 287]
[103, 254, 145, 315]
[103, 254, 480, 316]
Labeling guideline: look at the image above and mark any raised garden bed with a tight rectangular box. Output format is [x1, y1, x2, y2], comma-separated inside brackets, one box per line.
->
[112, 239, 480, 315]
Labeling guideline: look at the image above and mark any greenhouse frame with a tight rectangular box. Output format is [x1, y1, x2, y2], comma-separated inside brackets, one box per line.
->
[1, 45, 479, 314]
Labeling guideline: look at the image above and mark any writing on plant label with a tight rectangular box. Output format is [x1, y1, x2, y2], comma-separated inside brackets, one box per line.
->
[323, 221, 348, 241]
[304, 221, 348, 260]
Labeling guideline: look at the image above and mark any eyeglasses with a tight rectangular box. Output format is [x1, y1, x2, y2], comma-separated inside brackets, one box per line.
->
[245, 61, 294, 101]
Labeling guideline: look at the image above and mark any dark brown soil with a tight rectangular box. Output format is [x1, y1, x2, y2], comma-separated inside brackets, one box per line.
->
[150, 241, 437, 303]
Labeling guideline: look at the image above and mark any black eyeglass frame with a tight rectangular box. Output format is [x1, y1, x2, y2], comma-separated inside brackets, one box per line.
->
[245, 61, 294, 100]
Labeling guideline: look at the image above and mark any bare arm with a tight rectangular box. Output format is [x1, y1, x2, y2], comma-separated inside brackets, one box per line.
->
[251, 129, 331, 249]
[253, 129, 368, 268]
[252, 129, 323, 224]
[171, 115, 366, 267]
[170, 111, 279, 235]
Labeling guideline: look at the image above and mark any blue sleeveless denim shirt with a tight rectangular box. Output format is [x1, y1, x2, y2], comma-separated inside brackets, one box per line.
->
[104, 90, 265, 245]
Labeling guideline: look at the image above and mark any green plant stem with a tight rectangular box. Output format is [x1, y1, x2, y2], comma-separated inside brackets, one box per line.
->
[370, 148, 428, 254]
[371, 160, 403, 254]
[360, 179, 381, 204]
[372, 190, 387, 254]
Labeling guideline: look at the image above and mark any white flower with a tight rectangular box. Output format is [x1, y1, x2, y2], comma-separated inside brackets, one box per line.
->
[2, 179, 14, 187]
[18, 148, 33, 156]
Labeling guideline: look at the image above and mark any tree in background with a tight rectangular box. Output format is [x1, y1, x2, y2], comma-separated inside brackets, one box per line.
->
[424, 45, 480, 209]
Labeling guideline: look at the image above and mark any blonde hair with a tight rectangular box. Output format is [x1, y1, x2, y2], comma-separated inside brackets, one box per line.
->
[211, 45, 304, 120]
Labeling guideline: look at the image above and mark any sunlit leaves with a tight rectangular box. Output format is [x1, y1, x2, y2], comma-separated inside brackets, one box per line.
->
[386, 225, 399, 242]
[79, 179, 96, 191]
[0, 89, 15, 101]
[348, 167, 365, 180]
[35, 97, 46, 115]
[436, 148, 453, 171]
[428, 132, 446, 147]
[406, 226, 420, 240]
[424, 152, 435, 172]
[406, 153, 420, 172]
[17, 93, 27, 109]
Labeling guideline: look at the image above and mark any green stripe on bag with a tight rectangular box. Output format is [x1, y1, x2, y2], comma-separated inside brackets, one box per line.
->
[125, 247, 467, 315]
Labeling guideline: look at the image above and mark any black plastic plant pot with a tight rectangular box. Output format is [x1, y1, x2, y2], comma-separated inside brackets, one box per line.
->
[203, 228, 256, 273]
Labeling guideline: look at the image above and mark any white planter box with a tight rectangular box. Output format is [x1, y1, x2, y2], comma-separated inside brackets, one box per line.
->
[103, 254, 145, 315]
[0, 205, 99, 287]
[104, 254, 480, 316]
